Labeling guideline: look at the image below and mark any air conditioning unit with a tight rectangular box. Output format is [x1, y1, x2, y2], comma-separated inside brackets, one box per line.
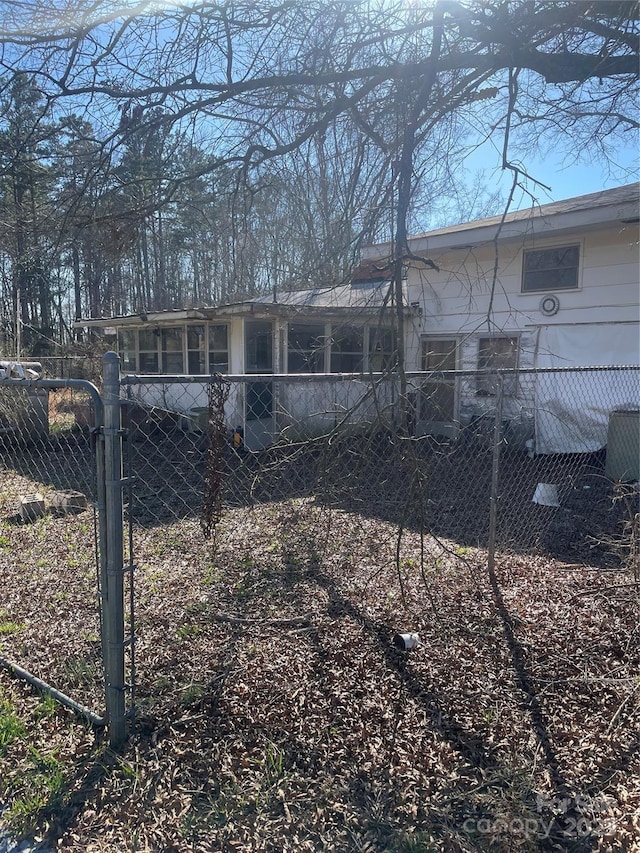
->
[605, 409, 640, 482]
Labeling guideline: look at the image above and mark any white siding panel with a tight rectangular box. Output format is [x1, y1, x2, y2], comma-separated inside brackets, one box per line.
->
[581, 265, 638, 289]
[408, 222, 639, 338]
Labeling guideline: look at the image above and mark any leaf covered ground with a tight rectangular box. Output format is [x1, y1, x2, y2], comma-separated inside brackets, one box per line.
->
[0, 476, 639, 852]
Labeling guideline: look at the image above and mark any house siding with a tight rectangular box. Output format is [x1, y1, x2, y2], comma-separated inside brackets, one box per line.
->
[406, 225, 638, 345]
[402, 217, 639, 442]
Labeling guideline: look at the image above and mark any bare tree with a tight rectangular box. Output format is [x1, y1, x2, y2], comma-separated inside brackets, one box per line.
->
[0, 0, 636, 334]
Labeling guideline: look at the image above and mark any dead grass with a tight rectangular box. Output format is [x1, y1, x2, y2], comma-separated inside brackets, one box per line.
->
[0, 487, 639, 852]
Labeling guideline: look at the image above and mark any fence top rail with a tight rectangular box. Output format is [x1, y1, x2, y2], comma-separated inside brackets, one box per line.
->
[0, 376, 104, 422]
[119, 364, 639, 386]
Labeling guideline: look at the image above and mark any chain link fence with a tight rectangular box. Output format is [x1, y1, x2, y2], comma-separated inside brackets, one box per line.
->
[0, 362, 137, 744]
[1, 361, 637, 745]
[38, 355, 104, 384]
[119, 366, 639, 570]
[2, 365, 637, 572]
[0, 376, 105, 719]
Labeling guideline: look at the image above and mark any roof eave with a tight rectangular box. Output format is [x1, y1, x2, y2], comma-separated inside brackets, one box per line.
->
[362, 185, 639, 257]
[75, 302, 405, 328]
[74, 308, 209, 328]
[410, 200, 640, 253]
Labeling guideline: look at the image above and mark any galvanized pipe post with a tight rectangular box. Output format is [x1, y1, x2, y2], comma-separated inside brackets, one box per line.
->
[101, 351, 127, 747]
[487, 374, 504, 576]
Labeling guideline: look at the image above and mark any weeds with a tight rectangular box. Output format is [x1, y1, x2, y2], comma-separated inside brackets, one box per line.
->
[176, 623, 202, 640]
[181, 683, 204, 705]
[0, 619, 24, 636]
[260, 740, 285, 788]
[0, 696, 25, 754]
[35, 694, 58, 720]
[61, 655, 98, 687]
[4, 748, 67, 834]
[612, 482, 640, 580]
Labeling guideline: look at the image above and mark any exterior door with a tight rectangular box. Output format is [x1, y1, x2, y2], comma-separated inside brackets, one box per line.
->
[244, 320, 274, 450]
[419, 338, 458, 425]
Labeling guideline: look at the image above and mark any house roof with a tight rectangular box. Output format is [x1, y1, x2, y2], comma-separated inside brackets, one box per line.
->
[364, 182, 640, 257]
[215, 280, 401, 315]
[76, 280, 403, 328]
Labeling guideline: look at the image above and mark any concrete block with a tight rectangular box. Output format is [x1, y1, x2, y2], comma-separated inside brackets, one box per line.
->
[19, 494, 46, 522]
[50, 490, 88, 514]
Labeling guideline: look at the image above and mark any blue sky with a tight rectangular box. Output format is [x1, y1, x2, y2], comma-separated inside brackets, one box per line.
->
[526, 148, 639, 201]
[473, 134, 639, 204]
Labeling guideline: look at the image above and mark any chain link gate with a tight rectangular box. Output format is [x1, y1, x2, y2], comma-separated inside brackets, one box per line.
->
[0, 354, 134, 748]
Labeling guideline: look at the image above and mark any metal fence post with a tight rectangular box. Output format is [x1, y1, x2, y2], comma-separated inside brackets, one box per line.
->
[102, 351, 126, 747]
[487, 374, 504, 576]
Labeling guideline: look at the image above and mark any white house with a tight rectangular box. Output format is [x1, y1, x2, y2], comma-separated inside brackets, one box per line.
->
[364, 183, 639, 371]
[362, 182, 640, 453]
[77, 182, 639, 454]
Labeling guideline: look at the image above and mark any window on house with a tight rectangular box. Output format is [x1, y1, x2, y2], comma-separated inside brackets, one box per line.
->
[330, 326, 364, 373]
[288, 323, 325, 372]
[522, 245, 579, 292]
[138, 328, 159, 373]
[161, 327, 184, 373]
[245, 320, 273, 373]
[422, 338, 457, 372]
[420, 339, 458, 423]
[186, 324, 206, 374]
[208, 324, 229, 373]
[368, 327, 396, 371]
[117, 329, 137, 372]
[477, 336, 519, 396]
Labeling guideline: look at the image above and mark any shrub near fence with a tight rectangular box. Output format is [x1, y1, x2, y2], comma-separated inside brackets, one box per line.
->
[120, 366, 639, 570]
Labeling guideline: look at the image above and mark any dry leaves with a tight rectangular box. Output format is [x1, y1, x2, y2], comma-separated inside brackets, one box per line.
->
[0, 495, 638, 852]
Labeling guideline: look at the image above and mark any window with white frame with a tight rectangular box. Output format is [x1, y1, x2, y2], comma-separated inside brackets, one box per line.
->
[368, 326, 396, 371]
[116, 323, 229, 374]
[161, 327, 184, 373]
[208, 324, 229, 373]
[284, 323, 395, 374]
[117, 329, 137, 372]
[138, 328, 159, 373]
[288, 323, 325, 372]
[477, 336, 519, 396]
[522, 244, 579, 292]
[330, 326, 364, 373]
[186, 324, 206, 374]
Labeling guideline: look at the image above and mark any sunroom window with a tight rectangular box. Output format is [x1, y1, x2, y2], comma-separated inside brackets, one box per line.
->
[187, 324, 206, 374]
[209, 324, 229, 373]
[161, 327, 184, 373]
[288, 323, 325, 373]
[138, 328, 159, 373]
[117, 329, 137, 372]
[330, 326, 364, 373]
[368, 327, 396, 371]
[522, 245, 579, 292]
